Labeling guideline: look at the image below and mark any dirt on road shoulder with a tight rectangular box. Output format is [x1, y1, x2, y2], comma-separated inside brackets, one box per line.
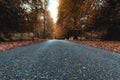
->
[69, 40, 120, 53]
[0, 40, 44, 52]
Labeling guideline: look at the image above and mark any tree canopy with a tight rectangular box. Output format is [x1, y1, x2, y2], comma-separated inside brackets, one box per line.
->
[93, 0, 120, 40]
[56, 0, 120, 40]
[0, 0, 48, 33]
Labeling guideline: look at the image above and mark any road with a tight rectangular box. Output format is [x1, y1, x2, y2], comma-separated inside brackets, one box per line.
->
[0, 40, 120, 80]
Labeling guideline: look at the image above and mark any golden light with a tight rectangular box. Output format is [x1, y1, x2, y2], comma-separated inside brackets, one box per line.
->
[48, 0, 59, 23]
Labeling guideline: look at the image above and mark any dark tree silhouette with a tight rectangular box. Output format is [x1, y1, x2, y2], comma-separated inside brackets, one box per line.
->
[93, 0, 120, 40]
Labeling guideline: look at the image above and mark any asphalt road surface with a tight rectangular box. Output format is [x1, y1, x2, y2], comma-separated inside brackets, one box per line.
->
[0, 40, 120, 80]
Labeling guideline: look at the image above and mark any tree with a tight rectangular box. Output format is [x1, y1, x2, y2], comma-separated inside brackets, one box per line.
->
[57, 0, 104, 38]
[45, 11, 54, 38]
[93, 0, 120, 40]
[0, 0, 52, 40]
[0, 0, 47, 33]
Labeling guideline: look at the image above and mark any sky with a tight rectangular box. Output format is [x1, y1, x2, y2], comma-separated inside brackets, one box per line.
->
[48, 0, 59, 23]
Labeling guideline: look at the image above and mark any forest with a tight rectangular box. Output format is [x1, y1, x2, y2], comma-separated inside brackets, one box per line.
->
[55, 0, 120, 40]
[0, 0, 53, 40]
[0, 0, 120, 41]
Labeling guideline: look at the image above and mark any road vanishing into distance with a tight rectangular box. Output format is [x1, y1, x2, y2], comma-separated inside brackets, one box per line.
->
[0, 40, 120, 80]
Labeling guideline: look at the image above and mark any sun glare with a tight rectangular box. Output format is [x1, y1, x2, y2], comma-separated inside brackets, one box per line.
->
[48, 0, 59, 23]
[20, 3, 32, 13]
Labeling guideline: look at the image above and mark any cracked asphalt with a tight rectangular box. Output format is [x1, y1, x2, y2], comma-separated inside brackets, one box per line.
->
[0, 40, 120, 80]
